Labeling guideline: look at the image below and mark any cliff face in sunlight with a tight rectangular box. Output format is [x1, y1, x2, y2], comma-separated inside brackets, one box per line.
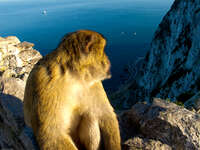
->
[112, 0, 200, 109]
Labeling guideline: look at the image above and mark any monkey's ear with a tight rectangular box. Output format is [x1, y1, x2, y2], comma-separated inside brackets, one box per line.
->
[83, 35, 93, 54]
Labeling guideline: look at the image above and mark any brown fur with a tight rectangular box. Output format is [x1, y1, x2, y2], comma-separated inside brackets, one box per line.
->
[23, 30, 121, 150]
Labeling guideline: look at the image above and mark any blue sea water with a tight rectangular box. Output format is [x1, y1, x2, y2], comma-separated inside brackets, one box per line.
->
[0, 0, 174, 89]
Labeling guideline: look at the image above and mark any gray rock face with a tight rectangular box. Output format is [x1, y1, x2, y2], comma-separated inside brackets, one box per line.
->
[0, 77, 26, 100]
[0, 95, 35, 150]
[0, 36, 42, 150]
[115, 0, 200, 108]
[184, 91, 200, 112]
[0, 36, 42, 81]
[123, 137, 171, 150]
[137, 0, 200, 101]
[121, 98, 200, 150]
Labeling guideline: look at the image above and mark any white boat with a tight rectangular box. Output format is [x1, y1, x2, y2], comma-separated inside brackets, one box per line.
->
[42, 10, 47, 15]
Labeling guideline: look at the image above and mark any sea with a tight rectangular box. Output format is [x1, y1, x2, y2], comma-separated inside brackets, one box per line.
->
[0, 0, 174, 90]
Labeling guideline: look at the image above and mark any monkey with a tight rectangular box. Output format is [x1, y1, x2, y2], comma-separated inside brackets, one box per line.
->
[23, 30, 121, 150]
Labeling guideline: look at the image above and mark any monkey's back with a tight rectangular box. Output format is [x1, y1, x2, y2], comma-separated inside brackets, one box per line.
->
[23, 51, 71, 129]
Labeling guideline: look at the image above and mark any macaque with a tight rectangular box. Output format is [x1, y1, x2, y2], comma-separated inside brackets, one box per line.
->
[23, 30, 121, 150]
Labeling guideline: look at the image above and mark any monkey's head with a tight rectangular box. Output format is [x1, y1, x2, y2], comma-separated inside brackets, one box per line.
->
[57, 30, 111, 85]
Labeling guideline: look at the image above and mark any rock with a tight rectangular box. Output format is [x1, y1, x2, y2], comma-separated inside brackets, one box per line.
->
[2, 55, 18, 69]
[0, 77, 25, 101]
[16, 41, 34, 50]
[0, 93, 24, 129]
[18, 49, 42, 67]
[120, 98, 200, 150]
[114, 0, 200, 108]
[0, 36, 42, 149]
[123, 137, 171, 150]
[0, 36, 42, 81]
[0, 36, 21, 57]
[184, 91, 200, 112]
[0, 36, 20, 47]
[0, 97, 35, 149]
[0, 77, 26, 131]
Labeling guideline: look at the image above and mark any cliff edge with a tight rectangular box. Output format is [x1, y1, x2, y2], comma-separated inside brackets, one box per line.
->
[112, 0, 200, 110]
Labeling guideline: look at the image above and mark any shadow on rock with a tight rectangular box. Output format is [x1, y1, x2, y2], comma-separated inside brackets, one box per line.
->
[0, 93, 24, 129]
[0, 93, 39, 150]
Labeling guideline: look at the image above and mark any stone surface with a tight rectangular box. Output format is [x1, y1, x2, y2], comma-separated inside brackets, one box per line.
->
[184, 91, 200, 112]
[0, 97, 35, 150]
[0, 36, 42, 81]
[121, 98, 200, 150]
[0, 36, 42, 150]
[0, 77, 26, 100]
[122, 137, 171, 150]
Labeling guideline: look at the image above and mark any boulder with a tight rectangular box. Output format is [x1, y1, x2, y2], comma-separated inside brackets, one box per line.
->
[0, 36, 42, 81]
[121, 98, 200, 150]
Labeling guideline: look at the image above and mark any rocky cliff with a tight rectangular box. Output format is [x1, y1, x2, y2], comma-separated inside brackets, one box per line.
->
[112, 0, 200, 109]
[0, 36, 41, 149]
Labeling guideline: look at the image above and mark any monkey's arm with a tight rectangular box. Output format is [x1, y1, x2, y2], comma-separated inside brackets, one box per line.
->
[91, 82, 121, 150]
[99, 113, 121, 150]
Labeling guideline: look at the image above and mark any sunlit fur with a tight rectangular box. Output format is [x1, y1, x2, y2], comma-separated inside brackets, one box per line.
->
[23, 30, 121, 150]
